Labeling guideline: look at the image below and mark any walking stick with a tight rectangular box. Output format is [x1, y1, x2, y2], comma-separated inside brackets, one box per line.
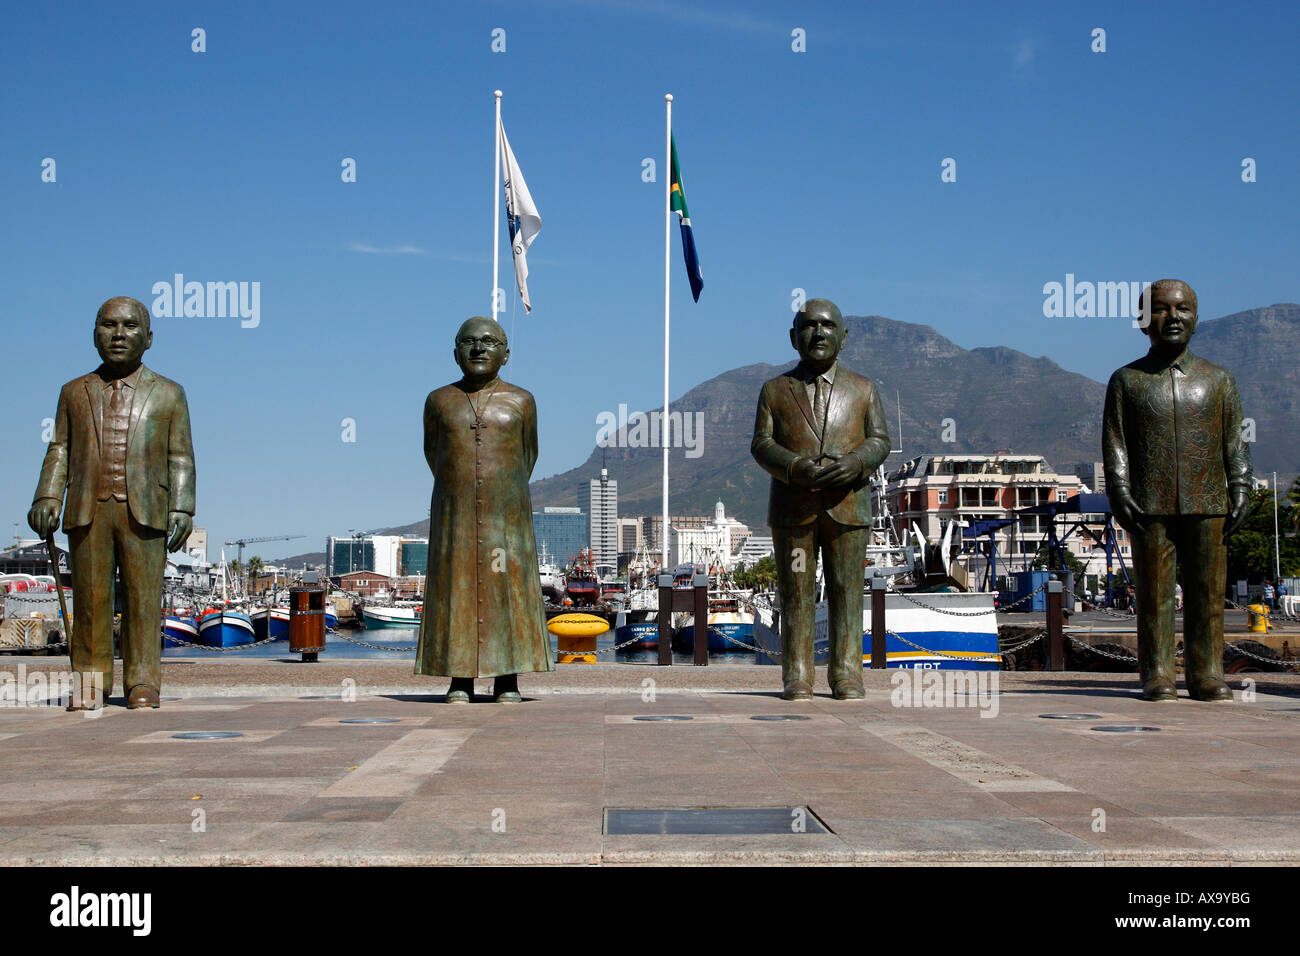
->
[44, 532, 73, 649]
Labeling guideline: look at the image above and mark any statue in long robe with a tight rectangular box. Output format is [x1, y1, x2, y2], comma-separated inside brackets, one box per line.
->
[415, 317, 553, 702]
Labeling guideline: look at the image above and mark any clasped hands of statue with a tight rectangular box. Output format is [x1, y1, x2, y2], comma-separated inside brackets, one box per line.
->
[1110, 489, 1251, 538]
[788, 452, 865, 490]
[27, 499, 193, 553]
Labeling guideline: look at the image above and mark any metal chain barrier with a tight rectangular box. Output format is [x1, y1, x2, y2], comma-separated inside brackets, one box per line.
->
[328, 630, 416, 653]
[1066, 635, 1138, 663]
[887, 627, 1040, 662]
[164, 633, 285, 652]
[895, 584, 1043, 616]
[1224, 641, 1296, 668]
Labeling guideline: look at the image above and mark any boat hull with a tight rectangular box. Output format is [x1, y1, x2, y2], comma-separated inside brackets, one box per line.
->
[163, 616, 199, 648]
[198, 611, 256, 647]
[250, 607, 291, 642]
[754, 591, 1001, 670]
[362, 606, 420, 628]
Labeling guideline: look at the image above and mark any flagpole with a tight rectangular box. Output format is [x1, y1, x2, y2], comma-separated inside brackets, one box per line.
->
[662, 93, 672, 570]
[493, 89, 503, 322]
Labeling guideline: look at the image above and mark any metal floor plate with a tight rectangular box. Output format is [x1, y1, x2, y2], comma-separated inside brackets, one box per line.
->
[605, 807, 830, 835]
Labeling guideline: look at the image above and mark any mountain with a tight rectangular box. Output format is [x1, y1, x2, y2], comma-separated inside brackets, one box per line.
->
[273, 304, 1299, 563]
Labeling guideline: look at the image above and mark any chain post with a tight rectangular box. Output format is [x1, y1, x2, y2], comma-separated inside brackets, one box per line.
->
[657, 574, 674, 666]
[693, 573, 709, 666]
[1046, 579, 1065, 670]
[870, 577, 887, 668]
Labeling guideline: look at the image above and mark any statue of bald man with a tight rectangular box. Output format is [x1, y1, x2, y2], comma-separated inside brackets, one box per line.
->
[414, 317, 553, 703]
[28, 297, 196, 710]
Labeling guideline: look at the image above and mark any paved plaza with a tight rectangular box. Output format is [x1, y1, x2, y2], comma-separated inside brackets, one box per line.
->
[1, 659, 1297, 865]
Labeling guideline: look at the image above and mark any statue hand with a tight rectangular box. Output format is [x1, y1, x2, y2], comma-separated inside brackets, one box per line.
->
[814, 453, 864, 489]
[27, 499, 60, 538]
[788, 457, 822, 487]
[1225, 490, 1252, 537]
[166, 512, 193, 553]
[1113, 491, 1146, 534]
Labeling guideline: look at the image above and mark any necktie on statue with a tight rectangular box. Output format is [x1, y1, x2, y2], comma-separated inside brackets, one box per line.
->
[813, 375, 828, 439]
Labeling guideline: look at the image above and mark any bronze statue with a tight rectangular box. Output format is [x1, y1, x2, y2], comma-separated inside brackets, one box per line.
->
[28, 297, 196, 710]
[415, 317, 553, 702]
[752, 299, 891, 699]
[1103, 279, 1252, 701]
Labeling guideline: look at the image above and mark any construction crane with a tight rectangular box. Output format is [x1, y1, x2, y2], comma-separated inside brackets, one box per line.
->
[224, 534, 305, 563]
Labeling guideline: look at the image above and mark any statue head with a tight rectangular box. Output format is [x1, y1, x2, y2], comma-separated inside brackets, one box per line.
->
[1138, 279, 1198, 353]
[94, 297, 152, 374]
[454, 316, 510, 382]
[790, 298, 845, 370]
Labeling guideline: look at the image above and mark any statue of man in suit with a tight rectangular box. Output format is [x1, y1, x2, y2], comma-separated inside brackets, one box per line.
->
[27, 297, 196, 710]
[1103, 279, 1251, 701]
[752, 299, 891, 700]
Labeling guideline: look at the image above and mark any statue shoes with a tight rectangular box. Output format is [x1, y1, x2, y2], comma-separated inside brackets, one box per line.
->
[1140, 677, 1178, 702]
[445, 677, 475, 704]
[781, 681, 813, 701]
[831, 681, 866, 701]
[493, 675, 522, 704]
[126, 685, 160, 709]
[1187, 676, 1234, 702]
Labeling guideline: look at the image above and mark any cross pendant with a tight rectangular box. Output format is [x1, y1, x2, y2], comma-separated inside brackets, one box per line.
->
[470, 419, 486, 444]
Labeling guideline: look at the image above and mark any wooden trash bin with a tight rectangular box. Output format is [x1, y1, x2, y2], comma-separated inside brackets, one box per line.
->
[289, 586, 327, 661]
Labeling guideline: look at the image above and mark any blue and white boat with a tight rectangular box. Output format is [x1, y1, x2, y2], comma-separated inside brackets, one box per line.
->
[198, 608, 256, 647]
[675, 603, 755, 654]
[250, 606, 291, 641]
[163, 614, 199, 647]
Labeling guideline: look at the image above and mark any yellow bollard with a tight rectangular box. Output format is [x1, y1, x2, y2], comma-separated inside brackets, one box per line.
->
[1247, 603, 1270, 633]
[548, 613, 608, 664]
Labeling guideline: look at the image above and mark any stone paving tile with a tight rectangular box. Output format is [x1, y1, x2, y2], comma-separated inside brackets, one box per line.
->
[0, 779, 149, 801]
[807, 787, 1029, 821]
[829, 817, 1100, 856]
[1096, 789, 1300, 817]
[601, 832, 852, 864]
[0, 824, 270, 863]
[1151, 815, 1300, 854]
[134, 776, 338, 799]
[0, 795, 298, 827]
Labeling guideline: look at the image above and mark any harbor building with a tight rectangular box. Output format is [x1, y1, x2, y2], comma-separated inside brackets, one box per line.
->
[734, 535, 775, 566]
[398, 538, 428, 576]
[586, 468, 618, 569]
[335, 570, 391, 597]
[326, 534, 403, 577]
[1076, 462, 1106, 495]
[876, 454, 1129, 588]
[183, 527, 208, 564]
[646, 514, 711, 556]
[532, 507, 586, 566]
[617, 516, 644, 556]
[669, 502, 751, 570]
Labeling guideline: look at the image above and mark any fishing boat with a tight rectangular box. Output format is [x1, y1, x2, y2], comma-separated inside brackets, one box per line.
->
[249, 605, 291, 641]
[538, 545, 566, 604]
[248, 601, 338, 638]
[565, 549, 600, 605]
[675, 591, 756, 653]
[198, 607, 256, 647]
[163, 613, 200, 647]
[361, 602, 421, 627]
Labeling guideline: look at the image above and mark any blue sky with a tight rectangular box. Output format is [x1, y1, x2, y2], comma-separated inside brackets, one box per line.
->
[3, 1, 1297, 560]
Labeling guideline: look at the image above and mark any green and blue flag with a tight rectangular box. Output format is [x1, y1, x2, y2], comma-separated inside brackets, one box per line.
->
[670, 135, 703, 302]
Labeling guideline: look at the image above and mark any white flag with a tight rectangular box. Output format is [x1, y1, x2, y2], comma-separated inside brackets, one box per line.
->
[498, 115, 542, 312]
